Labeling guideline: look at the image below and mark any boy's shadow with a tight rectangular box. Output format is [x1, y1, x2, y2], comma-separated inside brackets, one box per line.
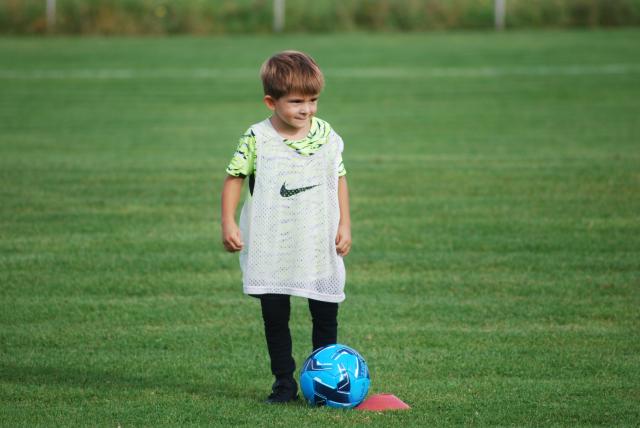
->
[0, 362, 265, 403]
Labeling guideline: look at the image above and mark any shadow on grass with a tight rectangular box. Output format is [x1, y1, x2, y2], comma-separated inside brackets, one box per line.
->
[0, 362, 260, 402]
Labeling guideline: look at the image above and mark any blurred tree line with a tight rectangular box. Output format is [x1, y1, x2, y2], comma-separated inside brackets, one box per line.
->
[2, 0, 640, 35]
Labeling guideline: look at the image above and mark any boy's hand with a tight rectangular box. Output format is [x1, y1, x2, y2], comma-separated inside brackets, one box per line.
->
[335, 223, 351, 257]
[222, 221, 244, 252]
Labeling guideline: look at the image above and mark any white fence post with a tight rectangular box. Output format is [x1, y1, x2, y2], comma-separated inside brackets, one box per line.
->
[46, 0, 56, 32]
[274, 0, 285, 33]
[495, 0, 506, 31]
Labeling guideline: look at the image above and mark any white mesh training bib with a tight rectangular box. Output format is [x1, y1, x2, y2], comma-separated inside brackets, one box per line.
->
[239, 119, 345, 303]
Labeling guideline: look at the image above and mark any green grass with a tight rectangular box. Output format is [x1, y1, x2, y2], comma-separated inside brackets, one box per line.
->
[1, 30, 639, 426]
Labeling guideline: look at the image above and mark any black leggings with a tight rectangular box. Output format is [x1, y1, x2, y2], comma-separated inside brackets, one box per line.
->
[259, 294, 338, 379]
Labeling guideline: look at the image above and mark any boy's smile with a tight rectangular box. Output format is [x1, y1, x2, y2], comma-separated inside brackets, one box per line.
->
[264, 93, 319, 139]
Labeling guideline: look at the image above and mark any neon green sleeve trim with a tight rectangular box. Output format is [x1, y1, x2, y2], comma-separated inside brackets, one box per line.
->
[225, 131, 256, 177]
[338, 157, 347, 176]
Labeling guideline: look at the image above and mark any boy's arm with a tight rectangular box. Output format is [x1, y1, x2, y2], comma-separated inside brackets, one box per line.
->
[335, 176, 352, 257]
[221, 175, 245, 252]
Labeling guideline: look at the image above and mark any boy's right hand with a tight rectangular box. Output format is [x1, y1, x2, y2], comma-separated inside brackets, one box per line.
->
[221, 221, 244, 252]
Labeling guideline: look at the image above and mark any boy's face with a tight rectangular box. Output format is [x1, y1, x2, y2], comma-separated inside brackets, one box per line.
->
[264, 92, 319, 130]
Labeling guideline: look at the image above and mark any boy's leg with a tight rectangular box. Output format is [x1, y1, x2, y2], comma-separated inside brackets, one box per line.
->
[259, 294, 296, 378]
[259, 294, 298, 403]
[308, 298, 339, 351]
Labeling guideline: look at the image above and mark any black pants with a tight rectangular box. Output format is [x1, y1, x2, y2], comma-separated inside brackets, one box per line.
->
[259, 294, 338, 379]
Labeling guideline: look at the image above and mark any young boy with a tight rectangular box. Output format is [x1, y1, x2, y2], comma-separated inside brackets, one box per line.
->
[220, 50, 352, 403]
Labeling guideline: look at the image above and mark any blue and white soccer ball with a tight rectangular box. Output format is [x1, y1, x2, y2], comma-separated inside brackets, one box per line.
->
[300, 344, 370, 408]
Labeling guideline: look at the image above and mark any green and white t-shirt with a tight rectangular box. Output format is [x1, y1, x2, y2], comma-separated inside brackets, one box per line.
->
[226, 116, 346, 178]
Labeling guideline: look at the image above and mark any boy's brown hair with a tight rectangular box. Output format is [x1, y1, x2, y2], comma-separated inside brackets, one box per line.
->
[260, 50, 324, 99]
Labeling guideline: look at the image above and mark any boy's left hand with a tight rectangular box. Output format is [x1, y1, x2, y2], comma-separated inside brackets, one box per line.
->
[335, 223, 352, 257]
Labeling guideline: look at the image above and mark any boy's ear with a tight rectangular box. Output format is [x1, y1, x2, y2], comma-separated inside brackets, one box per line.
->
[263, 95, 276, 111]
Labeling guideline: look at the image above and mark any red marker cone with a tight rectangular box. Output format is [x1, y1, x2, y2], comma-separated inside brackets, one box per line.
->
[356, 393, 410, 411]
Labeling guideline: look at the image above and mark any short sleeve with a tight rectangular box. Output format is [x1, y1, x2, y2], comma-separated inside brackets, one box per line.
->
[225, 130, 256, 177]
[333, 132, 347, 177]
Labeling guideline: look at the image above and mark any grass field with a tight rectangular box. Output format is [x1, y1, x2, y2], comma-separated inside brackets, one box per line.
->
[1, 30, 639, 426]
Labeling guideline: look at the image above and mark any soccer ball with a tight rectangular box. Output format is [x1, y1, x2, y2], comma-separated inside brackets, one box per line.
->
[299, 344, 370, 408]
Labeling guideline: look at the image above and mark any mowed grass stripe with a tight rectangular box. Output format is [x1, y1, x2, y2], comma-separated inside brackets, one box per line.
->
[1, 63, 640, 80]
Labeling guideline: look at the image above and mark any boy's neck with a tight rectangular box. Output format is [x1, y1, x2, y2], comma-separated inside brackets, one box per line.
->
[269, 115, 312, 140]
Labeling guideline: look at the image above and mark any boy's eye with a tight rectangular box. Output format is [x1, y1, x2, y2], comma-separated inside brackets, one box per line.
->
[289, 98, 317, 104]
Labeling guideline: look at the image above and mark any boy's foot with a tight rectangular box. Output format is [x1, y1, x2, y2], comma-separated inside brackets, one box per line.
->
[265, 377, 298, 404]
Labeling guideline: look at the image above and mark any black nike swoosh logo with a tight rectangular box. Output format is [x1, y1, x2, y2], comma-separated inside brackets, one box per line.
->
[280, 182, 320, 197]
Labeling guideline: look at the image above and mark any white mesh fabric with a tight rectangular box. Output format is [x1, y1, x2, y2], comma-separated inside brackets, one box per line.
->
[239, 119, 345, 303]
